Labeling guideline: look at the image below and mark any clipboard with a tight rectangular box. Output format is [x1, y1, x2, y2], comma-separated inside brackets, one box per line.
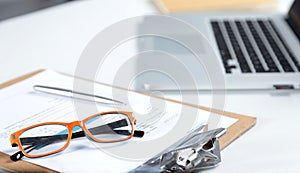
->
[0, 70, 256, 172]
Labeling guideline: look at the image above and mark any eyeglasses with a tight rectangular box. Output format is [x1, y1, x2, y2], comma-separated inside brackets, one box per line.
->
[10, 111, 144, 161]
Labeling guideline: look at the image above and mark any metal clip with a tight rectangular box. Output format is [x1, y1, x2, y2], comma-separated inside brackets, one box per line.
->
[131, 125, 226, 173]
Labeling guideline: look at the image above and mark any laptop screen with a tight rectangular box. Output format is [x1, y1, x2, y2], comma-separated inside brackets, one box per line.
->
[287, 0, 300, 41]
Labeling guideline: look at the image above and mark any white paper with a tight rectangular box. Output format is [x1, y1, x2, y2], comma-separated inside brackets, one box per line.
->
[0, 70, 237, 172]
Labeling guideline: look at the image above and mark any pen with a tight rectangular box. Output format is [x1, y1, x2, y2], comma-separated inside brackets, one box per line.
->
[33, 85, 124, 105]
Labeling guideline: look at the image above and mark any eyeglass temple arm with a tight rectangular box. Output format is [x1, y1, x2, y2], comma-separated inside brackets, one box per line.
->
[11, 140, 54, 161]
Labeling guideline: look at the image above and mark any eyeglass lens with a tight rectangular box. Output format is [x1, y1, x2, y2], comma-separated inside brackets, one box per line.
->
[19, 124, 68, 156]
[85, 113, 133, 141]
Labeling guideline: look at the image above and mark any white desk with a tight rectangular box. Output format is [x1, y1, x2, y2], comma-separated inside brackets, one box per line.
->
[0, 0, 299, 172]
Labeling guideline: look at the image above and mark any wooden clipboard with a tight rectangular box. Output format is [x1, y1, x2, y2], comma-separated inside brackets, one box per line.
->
[0, 70, 256, 173]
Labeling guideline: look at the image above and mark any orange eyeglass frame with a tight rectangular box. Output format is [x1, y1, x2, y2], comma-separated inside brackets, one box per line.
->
[10, 111, 136, 159]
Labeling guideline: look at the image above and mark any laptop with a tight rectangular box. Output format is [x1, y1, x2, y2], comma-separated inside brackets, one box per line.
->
[136, 1, 300, 91]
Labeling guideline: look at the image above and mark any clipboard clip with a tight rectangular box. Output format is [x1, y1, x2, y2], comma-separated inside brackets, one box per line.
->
[131, 126, 226, 173]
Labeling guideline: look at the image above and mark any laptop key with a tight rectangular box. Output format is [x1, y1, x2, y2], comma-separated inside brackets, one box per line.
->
[211, 21, 233, 73]
[235, 21, 265, 72]
[268, 20, 300, 72]
[224, 21, 251, 73]
[246, 20, 280, 72]
[257, 20, 294, 72]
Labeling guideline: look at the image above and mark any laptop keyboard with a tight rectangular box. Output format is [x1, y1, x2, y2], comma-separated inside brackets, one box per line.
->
[211, 19, 300, 73]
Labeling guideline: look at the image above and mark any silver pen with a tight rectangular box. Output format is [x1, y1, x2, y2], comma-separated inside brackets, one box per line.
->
[33, 85, 124, 105]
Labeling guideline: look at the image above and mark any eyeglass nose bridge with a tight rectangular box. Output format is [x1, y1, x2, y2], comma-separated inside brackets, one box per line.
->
[66, 120, 84, 135]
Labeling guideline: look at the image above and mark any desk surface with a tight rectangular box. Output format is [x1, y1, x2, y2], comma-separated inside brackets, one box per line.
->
[0, 0, 299, 172]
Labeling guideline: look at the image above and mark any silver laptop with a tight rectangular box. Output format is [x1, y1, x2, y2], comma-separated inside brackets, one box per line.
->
[136, 1, 300, 91]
